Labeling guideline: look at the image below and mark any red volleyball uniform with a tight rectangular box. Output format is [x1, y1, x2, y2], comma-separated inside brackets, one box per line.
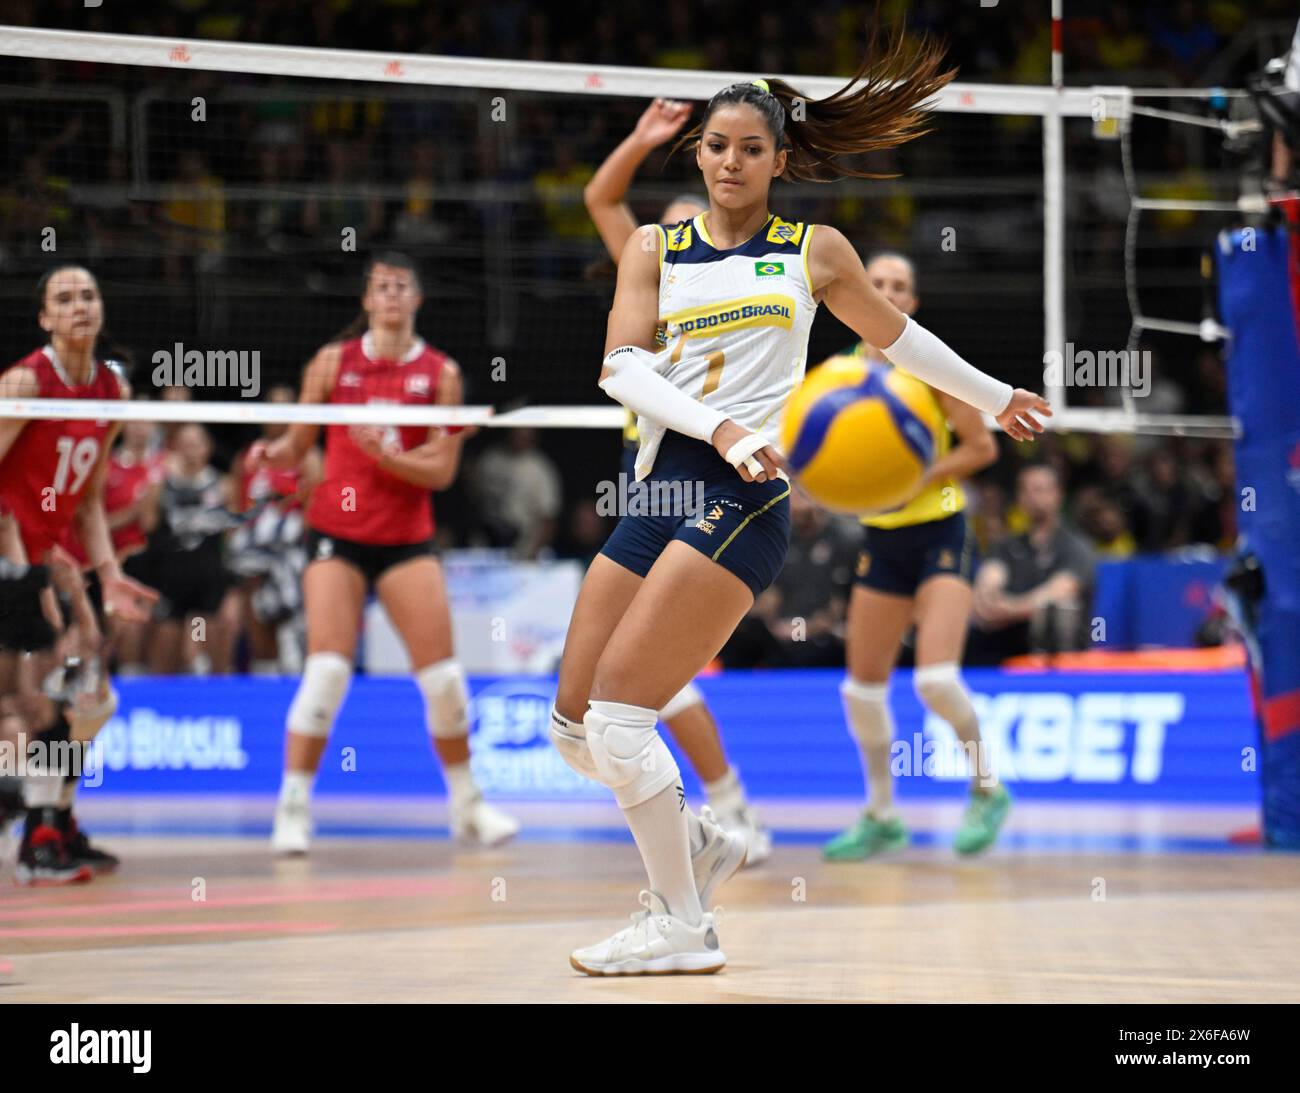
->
[239, 453, 301, 513]
[0, 346, 122, 563]
[105, 448, 166, 555]
[62, 446, 166, 563]
[304, 334, 450, 545]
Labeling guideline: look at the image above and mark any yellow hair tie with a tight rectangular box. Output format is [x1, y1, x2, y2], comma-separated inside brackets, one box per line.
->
[751, 78, 770, 93]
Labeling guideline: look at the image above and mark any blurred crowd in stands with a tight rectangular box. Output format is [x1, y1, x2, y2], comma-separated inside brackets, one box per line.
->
[0, 0, 1268, 673]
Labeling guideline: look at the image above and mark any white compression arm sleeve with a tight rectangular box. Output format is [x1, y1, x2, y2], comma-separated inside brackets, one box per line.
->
[598, 345, 728, 443]
[881, 316, 1014, 416]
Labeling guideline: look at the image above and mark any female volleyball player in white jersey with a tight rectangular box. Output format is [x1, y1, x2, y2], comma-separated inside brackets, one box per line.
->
[253, 253, 518, 853]
[582, 95, 772, 864]
[818, 253, 1009, 863]
[551, 30, 1049, 975]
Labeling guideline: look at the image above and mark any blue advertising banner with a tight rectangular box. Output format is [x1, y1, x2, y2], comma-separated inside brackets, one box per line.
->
[77, 669, 1259, 804]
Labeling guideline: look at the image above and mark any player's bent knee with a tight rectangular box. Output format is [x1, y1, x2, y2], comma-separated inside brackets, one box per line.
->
[286, 651, 353, 738]
[840, 676, 892, 746]
[415, 657, 469, 739]
[584, 700, 679, 809]
[913, 662, 977, 727]
[550, 704, 597, 780]
[658, 680, 702, 721]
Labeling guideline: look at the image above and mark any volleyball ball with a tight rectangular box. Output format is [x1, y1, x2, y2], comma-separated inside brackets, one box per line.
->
[781, 357, 943, 515]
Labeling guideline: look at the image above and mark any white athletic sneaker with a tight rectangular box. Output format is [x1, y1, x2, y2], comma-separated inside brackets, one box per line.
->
[718, 805, 773, 867]
[570, 890, 726, 976]
[451, 794, 520, 847]
[270, 797, 312, 855]
[692, 805, 748, 906]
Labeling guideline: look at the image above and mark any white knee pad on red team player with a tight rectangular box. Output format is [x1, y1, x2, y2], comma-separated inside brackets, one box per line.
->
[657, 680, 703, 721]
[584, 700, 679, 809]
[415, 657, 470, 739]
[286, 652, 353, 738]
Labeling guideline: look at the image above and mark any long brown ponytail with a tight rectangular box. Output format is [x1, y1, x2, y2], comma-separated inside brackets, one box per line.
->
[673, 23, 956, 183]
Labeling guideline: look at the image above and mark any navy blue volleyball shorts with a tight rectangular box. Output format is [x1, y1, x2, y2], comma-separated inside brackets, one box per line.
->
[601, 432, 791, 599]
[853, 511, 976, 597]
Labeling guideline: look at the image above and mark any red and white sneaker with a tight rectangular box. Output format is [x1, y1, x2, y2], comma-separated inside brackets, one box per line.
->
[14, 823, 93, 887]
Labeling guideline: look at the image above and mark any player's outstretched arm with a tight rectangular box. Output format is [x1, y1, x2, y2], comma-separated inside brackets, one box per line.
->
[73, 373, 159, 623]
[254, 344, 341, 471]
[0, 366, 39, 466]
[585, 98, 694, 262]
[811, 226, 1050, 440]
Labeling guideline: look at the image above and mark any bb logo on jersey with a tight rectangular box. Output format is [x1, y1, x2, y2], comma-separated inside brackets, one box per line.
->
[404, 374, 430, 397]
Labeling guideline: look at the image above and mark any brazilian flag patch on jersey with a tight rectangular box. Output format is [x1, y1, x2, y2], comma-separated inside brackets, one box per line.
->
[755, 261, 785, 277]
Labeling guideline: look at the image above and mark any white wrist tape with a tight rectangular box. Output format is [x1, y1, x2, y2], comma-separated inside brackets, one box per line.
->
[724, 433, 768, 478]
[598, 345, 728, 444]
[881, 316, 1013, 416]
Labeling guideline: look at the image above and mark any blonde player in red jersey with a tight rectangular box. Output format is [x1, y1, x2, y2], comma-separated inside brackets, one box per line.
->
[582, 96, 772, 863]
[0, 265, 158, 884]
[254, 252, 519, 853]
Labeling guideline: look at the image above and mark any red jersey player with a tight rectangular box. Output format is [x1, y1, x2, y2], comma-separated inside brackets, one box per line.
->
[0, 265, 158, 885]
[252, 252, 518, 852]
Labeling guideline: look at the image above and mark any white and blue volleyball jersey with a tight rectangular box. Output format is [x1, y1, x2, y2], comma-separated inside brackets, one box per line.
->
[632, 212, 818, 480]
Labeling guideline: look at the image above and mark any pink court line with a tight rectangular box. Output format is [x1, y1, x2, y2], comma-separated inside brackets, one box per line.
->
[0, 920, 338, 940]
[0, 875, 465, 921]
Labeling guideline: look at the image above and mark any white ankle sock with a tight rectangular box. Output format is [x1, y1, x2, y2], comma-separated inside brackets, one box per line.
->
[442, 761, 477, 812]
[279, 770, 314, 806]
[841, 678, 896, 818]
[703, 766, 746, 816]
[22, 773, 63, 808]
[624, 781, 703, 926]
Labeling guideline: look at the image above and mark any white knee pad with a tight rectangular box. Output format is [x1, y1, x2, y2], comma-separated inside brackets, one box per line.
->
[550, 705, 597, 780]
[657, 680, 703, 721]
[286, 652, 352, 738]
[585, 700, 679, 809]
[415, 658, 469, 740]
[913, 662, 978, 737]
[840, 677, 892, 747]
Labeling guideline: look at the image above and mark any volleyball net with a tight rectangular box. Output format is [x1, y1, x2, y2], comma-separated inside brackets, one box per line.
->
[0, 23, 1272, 438]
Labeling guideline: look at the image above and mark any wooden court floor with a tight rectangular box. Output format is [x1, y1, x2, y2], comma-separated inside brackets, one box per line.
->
[2, 799, 1298, 1003]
